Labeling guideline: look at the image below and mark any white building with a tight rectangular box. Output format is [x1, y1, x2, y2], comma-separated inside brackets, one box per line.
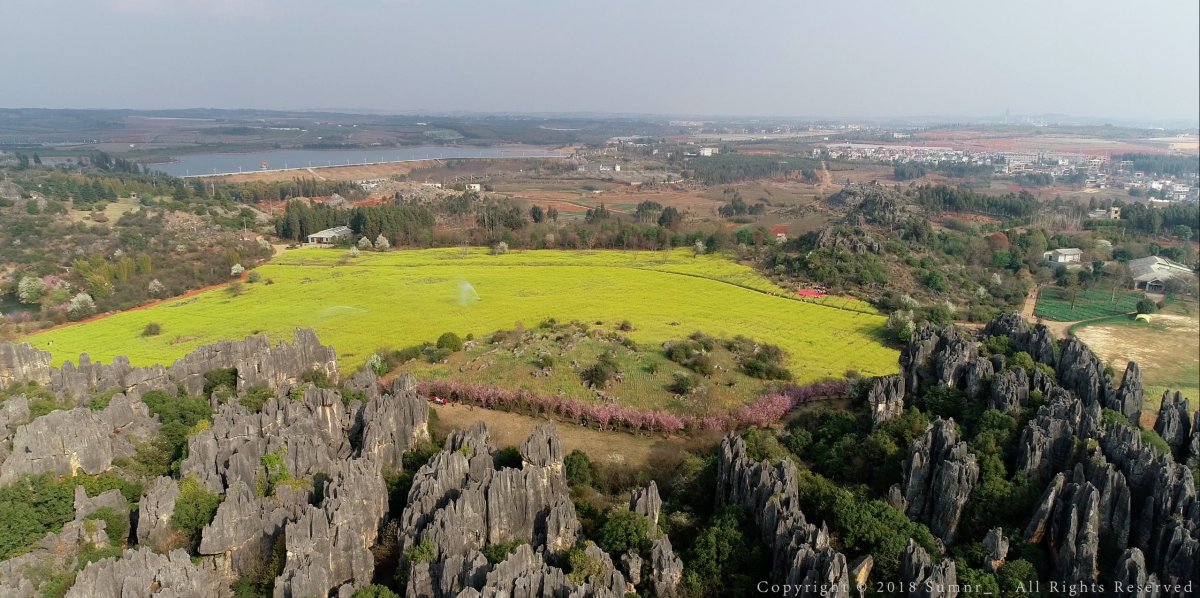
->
[698, 147, 719, 157]
[307, 226, 352, 245]
[1128, 256, 1195, 293]
[465, 183, 482, 192]
[1043, 248, 1082, 265]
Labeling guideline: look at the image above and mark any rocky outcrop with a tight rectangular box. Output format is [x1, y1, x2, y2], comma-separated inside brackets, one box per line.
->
[716, 435, 851, 596]
[1112, 548, 1161, 598]
[401, 424, 625, 598]
[1155, 391, 1192, 460]
[0, 394, 31, 465]
[900, 418, 978, 544]
[0, 329, 336, 402]
[989, 367, 1028, 414]
[168, 328, 338, 397]
[74, 486, 127, 522]
[0, 343, 52, 389]
[274, 458, 388, 598]
[198, 481, 299, 578]
[357, 374, 430, 470]
[983, 313, 1056, 367]
[649, 536, 684, 598]
[867, 375, 905, 427]
[630, 481, 663, 528]
[1015, 391, 1086, 482]
[182, 387, 354, 494]
[899, 539, 958, 598]
[0, 408, 114, 483]
[1024, 471, 1101, 586]
[65, 548, 230, 598]
[1056, 337, 1113, 409]
[1110, 362, 1145, 425]
[900, 324, 992, 400]
[982, 528, 1008, 573]
[138, 477, 180, 549]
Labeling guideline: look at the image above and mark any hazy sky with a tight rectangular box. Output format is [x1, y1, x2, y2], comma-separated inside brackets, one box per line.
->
[2, 0, 1197, 121]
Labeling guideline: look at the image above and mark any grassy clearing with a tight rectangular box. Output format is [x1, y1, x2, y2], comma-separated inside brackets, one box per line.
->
[21, 248, 898, 386]
[398, 322, 783, 414]
[1072, 300, 1199, 417]
[1034, 286, 1142, 322]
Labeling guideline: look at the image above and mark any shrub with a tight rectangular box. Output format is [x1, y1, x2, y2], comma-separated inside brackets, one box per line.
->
[494, 446, 523, 470]
[1136, 298, 1157, 314]
[365, 353, 387, 376]
[247, 271, 262, 284]
[404, 539, 436, 564]
[348, 246, 360, 258]
[230, 263, 244, 277]
[596, 509, 652, 555]
[67, 292, 96, 320]
[239, 386, 275, 413]
[566, 543, 605, 584]
[357, 236, 373, 250]
[490, 241, 508, 255]
[351, 586, 400, 598]
[171, 477, 221, 550]
[227, 281, 244, 296]
[374, 234, 390, 251]
[482, 540, 524, 564]
[618, 320, 634, 332]
[581, 361, 617, 388]
[141, 322, 163, 337]
[147, 278, 166, 296]
[564, 450, 595, 487]
[670, 372, 698, 395]
[436, 332, 464, 352]
[86, 506, 129, 547]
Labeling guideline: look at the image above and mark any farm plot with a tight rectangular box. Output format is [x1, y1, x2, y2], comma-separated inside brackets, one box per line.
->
[21, 248, 898, 388]
[1034, 286, 1142, 322]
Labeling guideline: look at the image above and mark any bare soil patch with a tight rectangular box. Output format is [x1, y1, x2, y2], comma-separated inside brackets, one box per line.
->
[432, 402, 719, 468]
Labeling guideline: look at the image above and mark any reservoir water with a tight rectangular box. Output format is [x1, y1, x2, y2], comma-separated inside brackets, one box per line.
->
[150, 145, 567, 177]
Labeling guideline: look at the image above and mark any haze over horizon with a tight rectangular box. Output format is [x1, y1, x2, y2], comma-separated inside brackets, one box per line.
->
[2, 0, 1197, 123]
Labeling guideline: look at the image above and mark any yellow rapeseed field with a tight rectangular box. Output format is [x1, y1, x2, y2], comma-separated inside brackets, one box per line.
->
[21, 248, 898, 383]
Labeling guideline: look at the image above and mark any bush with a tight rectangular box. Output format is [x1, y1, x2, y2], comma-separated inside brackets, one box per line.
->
[171, 477, 221, 550]
[564, 450, 595, 487]
[565, 543, 604, 584]
[596, 509, 652, 555]
[86, 506, 129, 547]
[230, 263, 244, 277]
[67, 292, 97, 320]
[482, 540, 524, 564]
[436, 332, 464, 352]
[141, 322, 163, 337]
[351, 586, 400, 598]
[1136, 298, 1158, 314]
[670, 372, 698, 395]
[247, 271, 262, 284]
[403, 539, 436, 564]
[239, 386, 275, 414]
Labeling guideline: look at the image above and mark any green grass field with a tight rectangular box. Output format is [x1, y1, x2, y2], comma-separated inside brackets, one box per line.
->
[1034, 286, 1142, 322]
[20, 248, 898, 385]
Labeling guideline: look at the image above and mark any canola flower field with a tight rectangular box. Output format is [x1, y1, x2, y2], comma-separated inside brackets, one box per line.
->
[22, 248, 898, 383]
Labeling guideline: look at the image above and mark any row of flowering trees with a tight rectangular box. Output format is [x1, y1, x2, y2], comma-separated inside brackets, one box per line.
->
[417, 378, 851, 435]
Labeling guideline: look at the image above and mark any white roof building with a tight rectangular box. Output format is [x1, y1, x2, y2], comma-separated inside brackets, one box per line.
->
[1127, 256, 1195, 293]
[307, 226, 352, 245]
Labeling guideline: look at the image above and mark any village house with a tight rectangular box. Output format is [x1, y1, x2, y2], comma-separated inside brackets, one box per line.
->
[306, 226, 352, 245]
[1127, 256, 1195, 294]
[1043, 248, 1082, 265]
[465, 183, 482, 192]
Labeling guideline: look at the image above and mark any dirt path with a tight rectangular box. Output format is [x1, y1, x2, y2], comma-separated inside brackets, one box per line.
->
[1021, 285, 1084, 338]
[432, 402, 718, 469]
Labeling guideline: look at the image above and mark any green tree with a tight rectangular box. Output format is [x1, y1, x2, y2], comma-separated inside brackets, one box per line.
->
[171, 477, 221, 550]
[596, 509, 652, 555]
